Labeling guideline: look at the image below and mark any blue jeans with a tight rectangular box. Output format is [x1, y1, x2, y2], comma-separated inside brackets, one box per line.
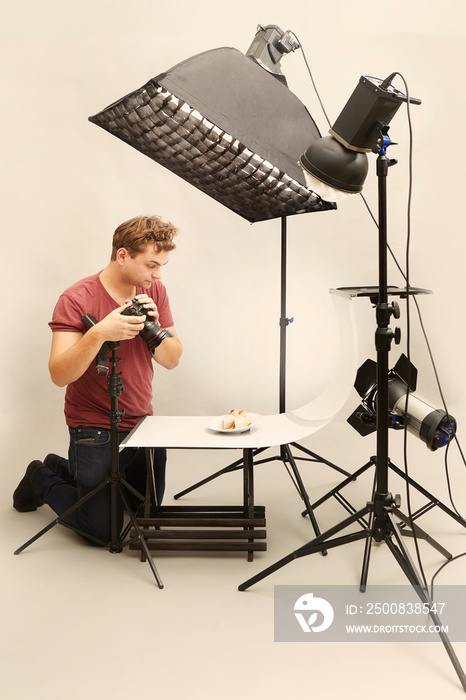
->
[31, 426, 166, 544]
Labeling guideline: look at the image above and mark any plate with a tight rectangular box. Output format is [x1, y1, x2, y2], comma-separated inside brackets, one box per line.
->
[207, 413, 262, 434]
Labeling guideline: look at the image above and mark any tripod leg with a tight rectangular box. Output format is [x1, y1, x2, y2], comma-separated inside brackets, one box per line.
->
[14, 517, 68, 555]
[360, 465, 378, 591]
[423, 597, 466, 693]
[118, 484, 163, 589]
[359, 507, 375, 592]
[389, 462, 466, 529]
[239, 505, 371, 591]
[110, 476, 121, 552]
[282, 444, 324, 548]
[302, 459, 374, 517]
[173, 448, 269, 499]
[290, 442, 351, 477]
[385, 511, 466, 692]
[14, 479, 109, 554]
[392, 507, 452, 560]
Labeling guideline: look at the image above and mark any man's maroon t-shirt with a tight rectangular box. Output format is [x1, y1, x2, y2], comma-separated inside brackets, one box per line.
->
[49, 273, 174, 430]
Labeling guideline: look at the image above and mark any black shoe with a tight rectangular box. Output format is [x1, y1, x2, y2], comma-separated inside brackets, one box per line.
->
[43, 453, 62, 473]
[13, 460, 43, 512]
[44, 453, 76, 487]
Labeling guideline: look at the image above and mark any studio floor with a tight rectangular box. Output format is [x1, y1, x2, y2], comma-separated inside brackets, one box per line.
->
[3, 431, 466, 700]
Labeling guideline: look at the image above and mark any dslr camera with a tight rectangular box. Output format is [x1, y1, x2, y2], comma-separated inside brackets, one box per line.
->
[82, 298, 173, 375]
[121, 298, 174, 353]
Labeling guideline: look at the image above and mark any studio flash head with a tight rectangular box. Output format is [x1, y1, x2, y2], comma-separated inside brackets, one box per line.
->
[347, 354, 457, 451]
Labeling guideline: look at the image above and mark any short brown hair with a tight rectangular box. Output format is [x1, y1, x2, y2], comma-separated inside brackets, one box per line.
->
[111, 215, 178, 260]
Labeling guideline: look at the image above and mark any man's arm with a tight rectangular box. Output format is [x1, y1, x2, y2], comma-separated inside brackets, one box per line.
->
[151, 326, 183, 370]
[131, 293, 182, 370]
[49, 303, 146, 387]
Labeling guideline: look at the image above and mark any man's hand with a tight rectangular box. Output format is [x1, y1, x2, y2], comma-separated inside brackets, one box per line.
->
[49, 302, 146, 387]
[129, 293, 160, 325]
[96, 302, 146, 342]
[126, 294, 183, 370]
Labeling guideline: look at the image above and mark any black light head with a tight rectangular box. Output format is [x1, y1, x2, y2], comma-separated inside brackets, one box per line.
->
[299, 73, 421, 201]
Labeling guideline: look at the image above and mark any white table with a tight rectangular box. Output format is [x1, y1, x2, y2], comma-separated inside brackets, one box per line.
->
[121, 413, 328, 561]
[122, 412, 331, 450]
[122, 415, 276, 561]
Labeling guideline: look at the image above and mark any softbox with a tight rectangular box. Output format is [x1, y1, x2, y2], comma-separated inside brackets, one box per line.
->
[89, 47, 336, 223]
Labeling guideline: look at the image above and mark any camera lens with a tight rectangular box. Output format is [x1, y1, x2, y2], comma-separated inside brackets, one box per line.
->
[122, 299, 173, 352]
[140, 320, 169, 351]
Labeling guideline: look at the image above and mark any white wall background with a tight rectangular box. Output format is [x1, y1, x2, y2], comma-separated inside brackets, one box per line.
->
[2, 1, 466, 501]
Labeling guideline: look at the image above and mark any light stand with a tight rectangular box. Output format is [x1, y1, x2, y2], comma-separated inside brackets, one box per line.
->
[14, 344, 164, 589]
[238, 139, 466, 692]
[306, 312, 465, 532]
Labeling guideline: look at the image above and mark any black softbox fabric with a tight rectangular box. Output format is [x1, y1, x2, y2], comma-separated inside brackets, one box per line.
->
[89, 47, 336, 222]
